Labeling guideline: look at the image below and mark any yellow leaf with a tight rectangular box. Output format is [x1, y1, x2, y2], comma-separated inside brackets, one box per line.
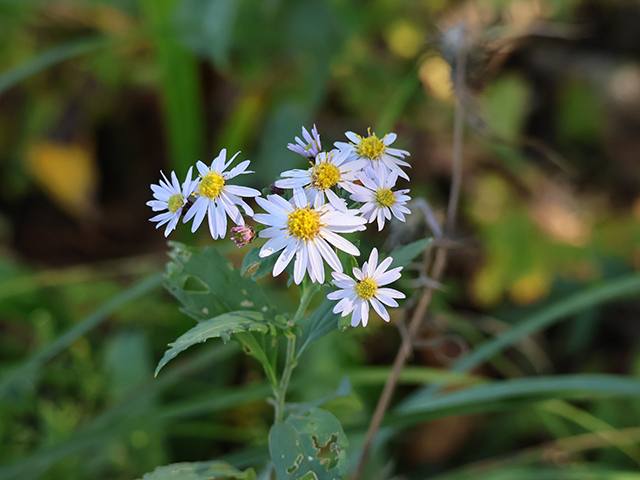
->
[26, 141, 98, 218]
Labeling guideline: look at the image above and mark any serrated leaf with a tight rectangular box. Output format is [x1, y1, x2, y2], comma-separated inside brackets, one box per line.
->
[389, 237, 433, 269]
[241, 246, 279, 281]
[269, 408, 349, 480]
[140, 460, 257, 480]
[155, 311, 268, 376]
[165, 242, 272, 320]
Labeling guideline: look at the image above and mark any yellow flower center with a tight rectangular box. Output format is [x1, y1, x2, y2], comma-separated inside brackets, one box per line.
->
[167, 193, 184, 213]
[355, 278, 378, 300]
[310, 162, 341, 190]
[199, 172, 225, 199]
[355, 129, 386, 160]
[374, 188, 395, 208]
[287, 207, 322, 241]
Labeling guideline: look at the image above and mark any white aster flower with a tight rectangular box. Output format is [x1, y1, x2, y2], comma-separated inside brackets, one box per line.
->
[275, 149, 366, 211]
[183, 149, 261, 239]
[253, 188, 367, 285]
[327, 248, 405, 327]
[287, 124, 323, 158]
[335, 128, 411, 180]
[147, 167, 198, 237]
[350, 166, 411, 231]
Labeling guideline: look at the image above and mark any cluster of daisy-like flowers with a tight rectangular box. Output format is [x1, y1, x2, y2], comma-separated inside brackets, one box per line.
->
[147, 125, 413, 327]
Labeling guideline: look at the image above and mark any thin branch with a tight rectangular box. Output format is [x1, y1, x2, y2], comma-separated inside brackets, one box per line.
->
[353, 43, 467, 479]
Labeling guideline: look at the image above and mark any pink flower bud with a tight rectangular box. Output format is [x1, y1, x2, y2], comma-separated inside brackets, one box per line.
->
[230, 225, 255, 248]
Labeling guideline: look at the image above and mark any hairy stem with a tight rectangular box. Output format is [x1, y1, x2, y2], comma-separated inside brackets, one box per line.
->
[353, 44, 467, 479]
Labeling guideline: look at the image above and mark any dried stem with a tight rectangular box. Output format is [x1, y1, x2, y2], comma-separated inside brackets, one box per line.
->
[353, 44, 467, 479]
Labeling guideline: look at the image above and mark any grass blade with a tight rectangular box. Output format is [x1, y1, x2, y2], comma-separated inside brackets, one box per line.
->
[0, 273, 163, 399]
[0, 37, 107, 95]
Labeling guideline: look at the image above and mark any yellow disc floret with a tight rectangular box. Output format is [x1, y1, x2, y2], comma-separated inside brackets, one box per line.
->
[167, 193, 185, 213]
[374, 188, 395, 208]
[356, 128, 386, 160]
[287, 207, 322, 241]
[355, 278, 378, 300]
[310, 162, 341, 190]
[199, 171, 225, 199]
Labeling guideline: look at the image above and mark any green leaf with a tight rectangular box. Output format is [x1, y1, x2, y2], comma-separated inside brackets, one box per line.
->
[392, 374, 640, 426]
[234, 331, 278, 387]
[389, 237, 433, 269]
[241, 246, 278, 281]
[140, 460, 257, 480]
[296, 294, 340, 357]
[269, 408, 349, 480]
[155, 311, 268, 376]
[165, 242, 272, 320]
[292, 377, 352, 415]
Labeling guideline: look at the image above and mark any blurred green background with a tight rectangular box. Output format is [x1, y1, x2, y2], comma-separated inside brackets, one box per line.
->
[2, 0, 640, 479]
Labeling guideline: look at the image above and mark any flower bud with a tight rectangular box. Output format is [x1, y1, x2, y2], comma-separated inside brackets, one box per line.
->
[230, 225, 255, 248]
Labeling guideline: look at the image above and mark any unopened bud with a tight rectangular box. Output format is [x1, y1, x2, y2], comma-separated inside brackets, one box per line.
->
[230, 225, 255, 248]
[269, 184, 285, 195]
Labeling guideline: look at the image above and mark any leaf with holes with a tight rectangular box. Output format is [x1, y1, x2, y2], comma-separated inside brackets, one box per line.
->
[269, 407, 348, 480]
[155, 311, 269, 376]
[165, 242, 273, 320]
[140, 460, 257, 480]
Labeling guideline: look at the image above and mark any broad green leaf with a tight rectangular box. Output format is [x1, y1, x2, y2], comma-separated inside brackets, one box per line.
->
[269, 407, 349, 480]
[389, 237, 433, 269]
[241, 246, 278, 281]
[393, 374, 640, 425]
[140, 460, 257, 480]
[296, 294, 340, 357]
[165, 242, 272, 320]
[155, 311, 268, 375]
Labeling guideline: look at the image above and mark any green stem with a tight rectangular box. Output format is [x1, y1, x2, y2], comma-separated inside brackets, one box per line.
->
[275, 334, 297, 423]
[273, 281, 317, 422]
[293, 280, 316, 323]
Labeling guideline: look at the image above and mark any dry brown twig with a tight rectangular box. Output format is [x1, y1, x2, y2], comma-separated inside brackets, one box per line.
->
[353, 25, 468, 479]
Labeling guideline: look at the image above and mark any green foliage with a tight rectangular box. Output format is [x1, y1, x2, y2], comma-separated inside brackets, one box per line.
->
[140, 460, 257, 480]
[0, 37, 108, 96]
[155, 311, 269, 376]
[394, 374, 640, 424]
[165, 242, 273, 320]
[292, 377, 352, 416]
[296, 294, 340, 357]
[241, 246, 279, 281]
[389, 237, 434, 268]
[269, 408, 349, 480]
[140, 0, 204, 173]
